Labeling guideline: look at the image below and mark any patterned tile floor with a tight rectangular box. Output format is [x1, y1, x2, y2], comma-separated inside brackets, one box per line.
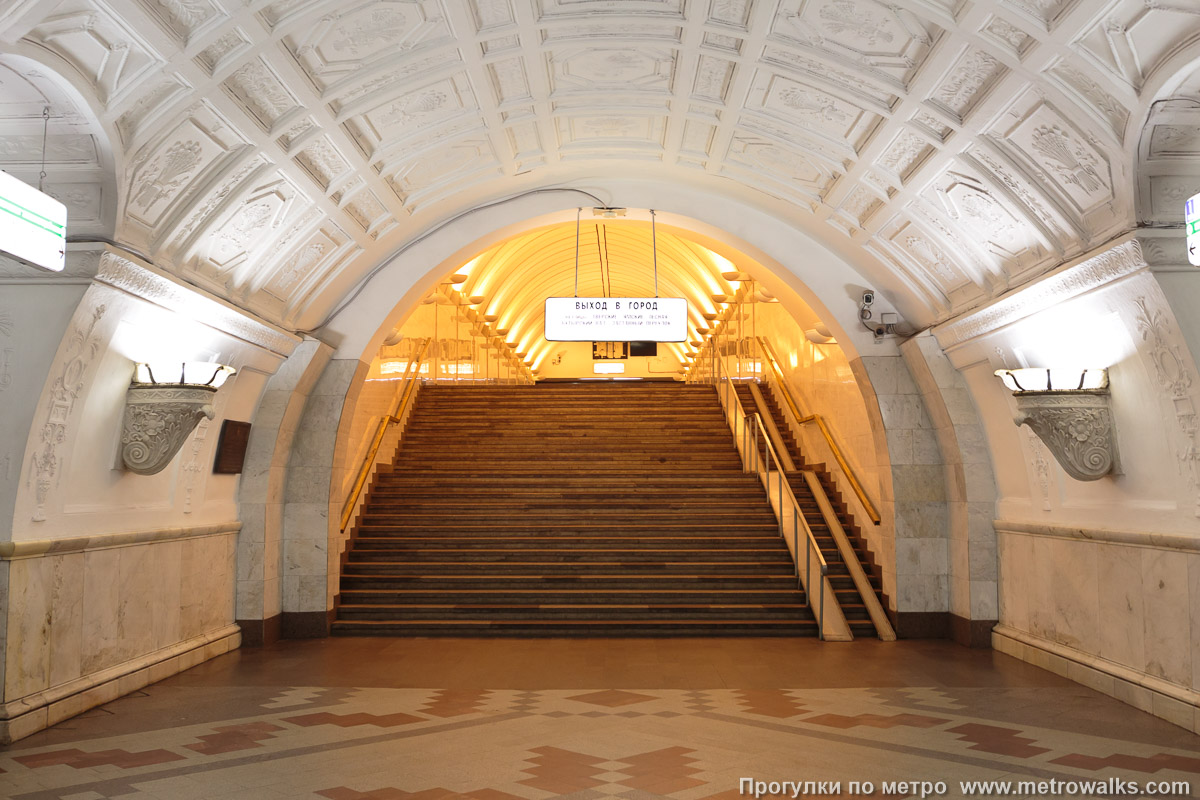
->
[2, 638, 1198, 799]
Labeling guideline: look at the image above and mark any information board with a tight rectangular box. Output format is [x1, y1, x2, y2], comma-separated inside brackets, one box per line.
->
[545, 297, 688, 342]
[1187, 192, 1200, 267]
[0, 170, 66, 272]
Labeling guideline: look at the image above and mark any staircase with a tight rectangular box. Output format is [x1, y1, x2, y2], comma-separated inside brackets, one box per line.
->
[733, 383, 886, 638]
[333, 382, 816, 636]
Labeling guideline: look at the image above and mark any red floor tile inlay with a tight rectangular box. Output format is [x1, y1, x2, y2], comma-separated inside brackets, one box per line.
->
[805, 712, 950, 730]
[184, 721, 286, 755]
[947, 723, 1051, 758]
[1050, 752, 1200, 774]
[284, 711, 424, 728]
[418, 689, 492, 717]
[14, 747, 186, 770]
[618, 746, 708, 793]
[735, 689, 808, 719]
[518, 746, 610, 792]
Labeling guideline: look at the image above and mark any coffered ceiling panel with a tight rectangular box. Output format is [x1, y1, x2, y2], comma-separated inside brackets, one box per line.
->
[3, 0, 1196, 333]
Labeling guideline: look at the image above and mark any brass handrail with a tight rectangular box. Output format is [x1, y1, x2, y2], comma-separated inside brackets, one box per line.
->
[714, 358, 842, 640]
[339, 338, 431, 532]
[757, 337, 881, 525]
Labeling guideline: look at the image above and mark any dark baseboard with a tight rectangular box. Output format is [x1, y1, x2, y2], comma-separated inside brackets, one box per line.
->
[888, 611, 995, 648]
[950, 615, 996, 648]
[281, 609, 334, 639]
[891, 611, 950, 639]
[237, 615, 282, 647]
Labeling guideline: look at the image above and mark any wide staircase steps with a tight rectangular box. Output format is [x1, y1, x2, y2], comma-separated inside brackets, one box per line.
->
[733, 383, 885, 639]
[333, 382, 816, 637]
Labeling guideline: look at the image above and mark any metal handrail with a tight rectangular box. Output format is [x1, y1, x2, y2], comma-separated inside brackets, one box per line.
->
[757, 337, 881, 525]
[339, 338, 431, 532]
[714, 357, 830, 639]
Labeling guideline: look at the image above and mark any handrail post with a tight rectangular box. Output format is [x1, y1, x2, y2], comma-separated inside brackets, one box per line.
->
[777, 447, 783, 541]
[819, 565, 827, 641]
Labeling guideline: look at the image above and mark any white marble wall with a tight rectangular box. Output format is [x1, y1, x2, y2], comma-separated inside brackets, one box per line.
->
[1, 528, 239, 741]
[238, 340, 333, 625]
[282, 358, 366, 616]
[996, 524, 1200, 730]
[852, 354, 949, 616]
[901, 333, 998, 623]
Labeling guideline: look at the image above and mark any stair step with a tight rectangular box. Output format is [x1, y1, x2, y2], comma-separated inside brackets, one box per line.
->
[336, 382, 879, 639]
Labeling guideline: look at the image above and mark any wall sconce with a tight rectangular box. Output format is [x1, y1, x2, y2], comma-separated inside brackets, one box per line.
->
[121, 362, 236, 475]
[994, 367, 1117, 481]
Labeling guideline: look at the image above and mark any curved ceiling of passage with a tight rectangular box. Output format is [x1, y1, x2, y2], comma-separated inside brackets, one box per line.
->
[1138, 58, 1200, 231]
[0, 53, 117, 279]
[451, 220, 766, 366]
[3, 1, 1197, 328]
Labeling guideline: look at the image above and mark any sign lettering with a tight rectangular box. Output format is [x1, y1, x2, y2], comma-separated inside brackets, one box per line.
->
[545, 296, 688, 342]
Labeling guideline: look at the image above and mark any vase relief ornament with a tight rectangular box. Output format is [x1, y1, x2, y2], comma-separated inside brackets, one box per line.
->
[29, 304, 107, 521]
[121, 384, 217, 475]
[1011, 392, 1118, 482]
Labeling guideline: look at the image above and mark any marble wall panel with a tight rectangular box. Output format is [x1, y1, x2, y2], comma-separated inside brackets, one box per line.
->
[5, 557, 52, 699]
[237, 340, 333, 626]
[81, 548, 122, 675]
[0, 561, 8, 692]
[1097, 542, 1145, 668]
[1048, 538, 1099, 654]
[150, 540, 183, 651]
[1142, 548, 1191, 687]
[899, 333, 999, 626]
[47, 553, 84, 688]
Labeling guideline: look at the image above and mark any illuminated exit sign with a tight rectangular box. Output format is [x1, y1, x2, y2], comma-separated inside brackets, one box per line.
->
[1187, 192, 1200, 267]
[545, 297, 688, 342]
[0, 170, 66, 272]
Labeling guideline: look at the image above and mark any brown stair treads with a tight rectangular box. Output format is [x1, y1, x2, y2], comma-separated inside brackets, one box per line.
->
[333, 382, 823, 638]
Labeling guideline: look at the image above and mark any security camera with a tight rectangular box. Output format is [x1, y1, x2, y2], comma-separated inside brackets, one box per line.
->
[862, 290, 875, 306]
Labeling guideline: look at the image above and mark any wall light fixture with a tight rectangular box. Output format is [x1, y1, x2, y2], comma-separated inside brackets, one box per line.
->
[993, 367, 1117, 481]
[121, 361, 236, 475]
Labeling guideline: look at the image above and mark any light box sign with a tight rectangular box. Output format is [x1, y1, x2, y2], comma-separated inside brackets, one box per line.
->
[0, 170, 66, 272]
[1187, 192, 1200, 267]
[545, 297, 688, 342]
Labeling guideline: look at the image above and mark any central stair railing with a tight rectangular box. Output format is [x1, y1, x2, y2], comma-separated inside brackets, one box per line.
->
[713, 358, 852, 641]
[340, 338, 431, 532]
[756, 337, 881, 525]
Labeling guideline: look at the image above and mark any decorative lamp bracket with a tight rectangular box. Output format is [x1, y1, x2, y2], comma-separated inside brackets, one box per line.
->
[1010, 390, 1119, 482]
[120, 362, 235, 475]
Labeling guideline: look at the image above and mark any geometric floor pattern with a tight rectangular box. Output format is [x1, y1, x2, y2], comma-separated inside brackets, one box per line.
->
[1, 640, 1198, 799]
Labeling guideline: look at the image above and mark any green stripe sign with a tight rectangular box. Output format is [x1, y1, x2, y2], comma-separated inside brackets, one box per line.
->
[1189, 192, 1200, 267]
[0, 170, 67, 272]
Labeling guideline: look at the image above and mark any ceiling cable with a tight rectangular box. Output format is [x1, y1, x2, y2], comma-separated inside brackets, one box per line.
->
[302, 186, 606, 333]
[38, 107, 49, 192]
[650, 209, 659, 297]
[573, 207, 581, 297]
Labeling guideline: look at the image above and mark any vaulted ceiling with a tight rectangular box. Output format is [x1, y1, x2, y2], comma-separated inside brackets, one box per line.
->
[1, 0, 1198, 336]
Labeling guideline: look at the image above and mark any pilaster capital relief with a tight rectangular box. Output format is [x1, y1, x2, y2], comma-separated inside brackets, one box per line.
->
[1133, 229, 1196, 272]
[0, 520, 241, 561]
[931, 235, 1149, 352]
[0, 249, 102, 285]
[94, 246, 301, 359]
